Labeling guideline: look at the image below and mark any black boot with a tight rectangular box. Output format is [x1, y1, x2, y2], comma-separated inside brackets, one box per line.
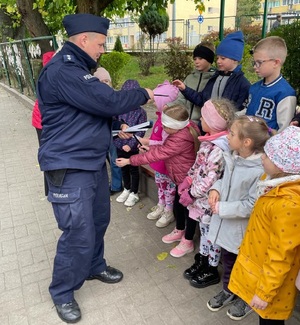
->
[183, 253, 208, 280]
[189, 265, 220, 288]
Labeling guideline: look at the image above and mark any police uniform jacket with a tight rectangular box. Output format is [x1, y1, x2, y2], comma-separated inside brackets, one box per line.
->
[37, 41, 149, 171]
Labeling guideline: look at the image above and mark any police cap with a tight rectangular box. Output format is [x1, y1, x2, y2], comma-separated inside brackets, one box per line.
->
[63, 14, 110, 37]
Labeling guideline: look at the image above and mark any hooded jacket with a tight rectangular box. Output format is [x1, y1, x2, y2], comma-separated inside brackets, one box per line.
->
[167, 68, 215, 123]
[129, 122, 199, 185]
[207, 151, 264, 254]
[181, 66, 250, 111]
[187, 134, 229, 222]
[229, 179, 300, 320]
[32, 51, 55, 129]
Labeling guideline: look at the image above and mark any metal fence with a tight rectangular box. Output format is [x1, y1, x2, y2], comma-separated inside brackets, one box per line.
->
[0, 36, 58, 99]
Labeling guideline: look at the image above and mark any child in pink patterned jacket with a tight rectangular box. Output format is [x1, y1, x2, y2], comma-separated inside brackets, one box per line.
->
[165, 99, 236, 260]
[138, 81, 179, 228]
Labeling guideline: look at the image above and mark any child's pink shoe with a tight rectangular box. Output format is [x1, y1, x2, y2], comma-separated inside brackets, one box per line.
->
[162, 228, 185, 244]
[170, 237, 194, 258]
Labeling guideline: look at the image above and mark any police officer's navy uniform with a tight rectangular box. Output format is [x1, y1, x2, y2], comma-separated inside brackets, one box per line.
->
[37, 14, 150, 307]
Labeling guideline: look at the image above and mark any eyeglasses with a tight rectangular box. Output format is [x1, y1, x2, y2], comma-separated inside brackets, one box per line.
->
[252, 59, 276, 68]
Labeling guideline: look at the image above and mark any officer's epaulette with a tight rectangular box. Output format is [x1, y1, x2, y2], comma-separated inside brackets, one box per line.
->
[63, 55, 75, 63]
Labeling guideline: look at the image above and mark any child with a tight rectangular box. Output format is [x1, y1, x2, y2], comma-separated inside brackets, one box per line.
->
[32, 51, 55, 196]
[206, 116, 270, 321]
[176, 99, 235, 269]
[94, 67, 123, 195]
[173, 31, 250, 114]
[139, 81, 179, 227]
[116, 104, 200, 241]
[229, 126, 300, 325]
[114, 79, 147, 207]
[246, 36, 296, 132]
[167, 41, 215, 124]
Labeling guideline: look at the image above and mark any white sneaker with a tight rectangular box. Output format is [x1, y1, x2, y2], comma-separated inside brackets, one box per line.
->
[116, 189, 130, 203]
[124, 192, 139, 207]
[147, 204, 164, 220]
[156, 210, 175, 228]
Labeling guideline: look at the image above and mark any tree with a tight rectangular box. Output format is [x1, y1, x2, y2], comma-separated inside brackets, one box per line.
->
[0, 8, 25, 41]
[113, 35, 124, 52]
[164, 37, 193, 80]
[138, 5, 169, 54]
[236, 0, 260, 28]
[0, 0, 206, 40]
[269, 21, 300, 104]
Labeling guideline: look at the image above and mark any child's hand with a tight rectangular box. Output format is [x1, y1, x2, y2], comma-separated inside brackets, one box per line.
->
[138, 145, 149, 152]
[122, 145, 131, 152]
[250, 295, 268, 310]
[118, 130, 133, 140]
[138, 137, 149, 146]
[290, 120, 299, 127]
[208, 190, 220, 209]
[172, 80, 186, 91]
[178, 176, 192, 194]
[179, 190, 194, 207]
[116, 158, 130, 167]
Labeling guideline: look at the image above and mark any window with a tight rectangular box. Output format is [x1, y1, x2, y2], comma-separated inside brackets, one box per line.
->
[267, 1, 280, 7]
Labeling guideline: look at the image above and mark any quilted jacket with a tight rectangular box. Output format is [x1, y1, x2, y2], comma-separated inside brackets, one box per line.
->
[130, 121, 199, 185]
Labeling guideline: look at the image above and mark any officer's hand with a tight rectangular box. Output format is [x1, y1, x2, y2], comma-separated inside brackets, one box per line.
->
[145, 88, 154, 103]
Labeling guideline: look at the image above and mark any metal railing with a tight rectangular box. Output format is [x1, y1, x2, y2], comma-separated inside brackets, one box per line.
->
[0, 36, 57, 99]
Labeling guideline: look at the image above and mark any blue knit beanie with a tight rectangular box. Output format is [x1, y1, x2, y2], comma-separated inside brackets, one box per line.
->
[216, 31, 244, 61]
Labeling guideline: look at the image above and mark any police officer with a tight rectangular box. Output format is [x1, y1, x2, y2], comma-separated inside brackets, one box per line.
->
[36, 13, 153, 323]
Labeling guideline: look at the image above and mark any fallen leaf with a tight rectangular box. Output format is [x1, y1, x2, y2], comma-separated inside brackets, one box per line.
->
[157, 252, 168, 261]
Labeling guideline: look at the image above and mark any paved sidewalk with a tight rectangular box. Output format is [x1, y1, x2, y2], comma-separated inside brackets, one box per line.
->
[0, 85, 299, 325]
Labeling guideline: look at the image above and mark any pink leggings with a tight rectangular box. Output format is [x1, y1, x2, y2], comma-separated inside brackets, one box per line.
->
[155, 172, 176, 211]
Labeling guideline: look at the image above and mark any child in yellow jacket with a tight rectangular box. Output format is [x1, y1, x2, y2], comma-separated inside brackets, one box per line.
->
[229, 126, 300, 325]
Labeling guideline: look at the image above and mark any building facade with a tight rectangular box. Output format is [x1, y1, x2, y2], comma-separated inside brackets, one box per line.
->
[106, 0, 237, 50]
[260, 1, 300, 31]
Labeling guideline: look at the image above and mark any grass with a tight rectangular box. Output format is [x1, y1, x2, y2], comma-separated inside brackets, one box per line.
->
[118, 56, 170, 89]
[118, 55, 258, 90]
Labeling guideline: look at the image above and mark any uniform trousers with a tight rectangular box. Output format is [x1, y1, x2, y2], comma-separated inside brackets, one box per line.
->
[46, 166, 110, 304]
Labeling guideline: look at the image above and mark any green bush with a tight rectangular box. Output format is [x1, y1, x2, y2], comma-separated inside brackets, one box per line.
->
[163, 37, 193, 80]
[100, 51, 130, 88]
[268, 21, 300, 104]
[113, 36, 124, 52]
[137, 52, 153, 76]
